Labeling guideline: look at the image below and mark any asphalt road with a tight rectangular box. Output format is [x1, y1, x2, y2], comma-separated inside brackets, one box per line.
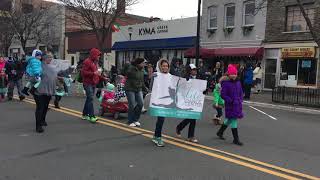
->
[0, 96, 319, 180]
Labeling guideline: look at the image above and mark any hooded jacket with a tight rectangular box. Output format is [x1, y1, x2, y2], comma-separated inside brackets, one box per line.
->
[81, 48, 101, 86]
[26, 56, 42, 77]
[0, 59, 5, 71]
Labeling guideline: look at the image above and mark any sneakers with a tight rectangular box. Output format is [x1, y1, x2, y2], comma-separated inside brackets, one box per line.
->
[188, 137, 199, 143]
[88, 116, 98, 123]
[134, 121, 141, 126]
[129, 123, 137, 127]
[176, 128, 182, 138]
[152, 137, 165, 147]
[82, 115, 89, 120]
[19, 96, 25, 101]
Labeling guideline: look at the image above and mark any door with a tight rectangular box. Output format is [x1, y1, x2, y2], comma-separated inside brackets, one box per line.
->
[264, 59, 277, 89]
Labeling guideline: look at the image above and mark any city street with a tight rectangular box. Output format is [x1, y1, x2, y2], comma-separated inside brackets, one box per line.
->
[0, 96, 319, 180]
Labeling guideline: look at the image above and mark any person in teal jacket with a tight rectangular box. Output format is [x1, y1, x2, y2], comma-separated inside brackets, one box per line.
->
[22, 49, 43, 96]
[212, 76, 227, 125]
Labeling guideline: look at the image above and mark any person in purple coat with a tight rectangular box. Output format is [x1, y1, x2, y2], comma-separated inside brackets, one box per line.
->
[216, 64, 244, 146]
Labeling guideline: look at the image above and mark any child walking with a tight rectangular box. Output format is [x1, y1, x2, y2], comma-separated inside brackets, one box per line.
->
[0, 68, 8, 102]
[212, 79, 225, 125]
[22, 49, 43, 96]
[216, 65, 244, 146]
[151, 59, 170, 147]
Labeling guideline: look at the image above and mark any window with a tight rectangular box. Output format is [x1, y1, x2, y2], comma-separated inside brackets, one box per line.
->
[286, 4, 315, 32]
[225, 4, 235, 27]
[208, 6, 218, 29]
[243, 1, 255, 26]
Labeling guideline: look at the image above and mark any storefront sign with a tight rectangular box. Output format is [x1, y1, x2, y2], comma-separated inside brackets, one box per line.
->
[281, 47, 315, 58]
[139, 25, 169, 36]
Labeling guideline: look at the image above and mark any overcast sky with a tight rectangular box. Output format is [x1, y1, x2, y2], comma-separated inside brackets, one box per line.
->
[47, 0, 199, 20]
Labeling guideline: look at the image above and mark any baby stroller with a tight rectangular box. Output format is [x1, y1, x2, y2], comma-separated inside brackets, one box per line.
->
[99, 76, 128, 119]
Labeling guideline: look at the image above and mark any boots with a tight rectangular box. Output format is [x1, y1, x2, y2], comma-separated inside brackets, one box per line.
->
[21, 87, 30, 96]
[216, 124, 228, 140]
[19, 96, 25, 101]
[231, 128, 243, 146]
[54, 100, 60, 109]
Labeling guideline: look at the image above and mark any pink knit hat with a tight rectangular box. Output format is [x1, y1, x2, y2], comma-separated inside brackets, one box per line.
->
[227, 64, 238, 75]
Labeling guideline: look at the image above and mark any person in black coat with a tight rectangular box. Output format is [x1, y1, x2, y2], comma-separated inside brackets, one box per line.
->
[5, 57, 26, 101]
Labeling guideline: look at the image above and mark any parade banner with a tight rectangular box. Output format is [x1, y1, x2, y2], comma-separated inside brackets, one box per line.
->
[50, 59, 71, 71]
[149, 73, 207, 120]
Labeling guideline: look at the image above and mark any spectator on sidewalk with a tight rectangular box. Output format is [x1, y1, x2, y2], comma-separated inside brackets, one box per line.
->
[170, 58, 184, 77]
[81, 48, 102, 123]
[243, 63, 253, 100]
[216, 64, 244, 146]
[5, 56, 26, 101]
[176, 64, 200, 143]
[0, 67, 8, 102]
[253, 62, 262, 93]
[123, 58, 148, 127]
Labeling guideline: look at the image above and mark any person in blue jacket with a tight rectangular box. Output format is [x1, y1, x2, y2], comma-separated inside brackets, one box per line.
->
[22, 49, 43, 96]
[243, 63, 253, 100]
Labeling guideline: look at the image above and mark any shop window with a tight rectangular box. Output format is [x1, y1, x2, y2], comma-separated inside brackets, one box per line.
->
[286, 4, 315, 32]
[225, 4, 235, 27]
[243, 1, 255, 26]
[208, 6, 218, 29]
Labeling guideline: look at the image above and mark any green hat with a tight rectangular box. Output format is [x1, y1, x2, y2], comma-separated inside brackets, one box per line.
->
[107, 83, 115, 92]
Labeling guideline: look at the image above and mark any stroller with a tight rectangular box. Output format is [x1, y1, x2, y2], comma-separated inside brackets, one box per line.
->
[99, 76, 128, 119]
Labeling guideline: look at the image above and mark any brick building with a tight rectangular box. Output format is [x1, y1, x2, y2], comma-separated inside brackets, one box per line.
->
[264, 0, 320, 88]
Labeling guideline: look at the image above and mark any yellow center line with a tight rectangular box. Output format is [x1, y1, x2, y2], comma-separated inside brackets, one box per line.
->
[20, 97, 320, 180]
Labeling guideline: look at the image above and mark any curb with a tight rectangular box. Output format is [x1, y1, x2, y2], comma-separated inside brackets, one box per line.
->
[205, 96, 320, 115]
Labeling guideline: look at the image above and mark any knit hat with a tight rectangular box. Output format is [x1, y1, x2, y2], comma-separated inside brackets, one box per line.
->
[106, 83, 115, 92]
[32, 49, 42, 57]
[227, 64, 238, 75]
[189, 64, 197, 69]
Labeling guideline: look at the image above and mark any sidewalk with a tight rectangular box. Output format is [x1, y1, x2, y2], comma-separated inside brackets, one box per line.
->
[206, 91, 320, 115]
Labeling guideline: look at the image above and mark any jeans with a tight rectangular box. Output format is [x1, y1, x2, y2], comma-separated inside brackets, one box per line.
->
[83, 85, 95, 116]
[244, 84, 252, 99]
[215, 107, 223, 118]
[33, 94, 51, 128]
[154, 117, 165, 138]
[126, 91, 144, 124]
[176, 119, 196, 138]
[7, 80, 23, 98]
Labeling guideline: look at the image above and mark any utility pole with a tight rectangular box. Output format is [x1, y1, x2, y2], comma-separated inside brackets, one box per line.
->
[195, 0, 201, 66]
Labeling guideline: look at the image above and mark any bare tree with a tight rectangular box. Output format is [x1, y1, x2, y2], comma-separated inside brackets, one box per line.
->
[0, 21, 14, 56]
[3, 0, 61, 54]
[58, 0, 138, 52]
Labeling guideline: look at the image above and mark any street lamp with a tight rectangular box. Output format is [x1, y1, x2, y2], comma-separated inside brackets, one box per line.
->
[195, 0, 201, 66]
[128, 27, 133, 40]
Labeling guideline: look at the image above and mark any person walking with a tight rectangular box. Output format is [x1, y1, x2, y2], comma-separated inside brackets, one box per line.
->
[216, 65, 244, 146]
[253, 62, 262, 93]
[151, 59, 170, 147]
[81, 48, 102, 123]
[5, 56, 26, 101]
[243, 63, 253, 100]
[33, 52, 71, 133]
[123, 58, 147, 127]
[176, 64, 199, 143]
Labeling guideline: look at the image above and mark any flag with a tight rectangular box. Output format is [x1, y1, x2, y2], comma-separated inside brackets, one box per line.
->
[111, 23, 121, 32]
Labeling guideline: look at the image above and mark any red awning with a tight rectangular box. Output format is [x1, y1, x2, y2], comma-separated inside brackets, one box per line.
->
[184, 48, 214, 58]
[214, 47, 264, 59]
[184, 47, 264, 59]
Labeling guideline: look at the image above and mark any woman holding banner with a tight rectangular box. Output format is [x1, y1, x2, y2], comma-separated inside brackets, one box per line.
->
[175, 64, 200, 143]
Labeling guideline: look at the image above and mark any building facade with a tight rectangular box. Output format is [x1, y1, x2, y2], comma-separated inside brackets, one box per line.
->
[111, 17, 197, 70]
[199, 0, 266, 72]
[264, 0, 320, 88]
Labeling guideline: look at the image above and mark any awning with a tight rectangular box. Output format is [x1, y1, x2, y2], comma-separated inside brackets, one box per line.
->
[112, 36, 196, 51]
[214, 47, 264, 59]
[184, 47, 264, 59]
[184, 48, 214, 58]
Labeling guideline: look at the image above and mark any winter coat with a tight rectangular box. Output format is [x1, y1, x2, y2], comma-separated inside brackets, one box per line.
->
[0, 61, 5, 71]
[26, 57, 42, 77]
[124, 65, 147, 92]
[213, 83, 225, 106]
[0, 73, 8, 89]
[244, 68, 253, 85]
[4, 60, 25, 81]
[221, 79, 243, 119]
[81, 58, 100, 86]
[253, 67, 262, 80]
